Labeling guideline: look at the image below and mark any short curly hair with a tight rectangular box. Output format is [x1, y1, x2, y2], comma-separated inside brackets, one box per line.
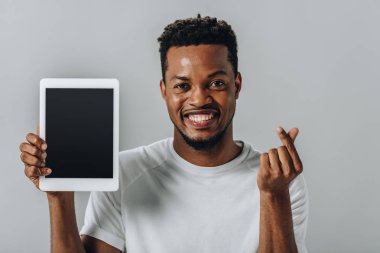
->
[157, 14, 238, 83]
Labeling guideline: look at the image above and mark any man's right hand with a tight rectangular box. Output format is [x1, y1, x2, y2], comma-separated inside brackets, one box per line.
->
[19, 127, 51, 190]
[19, 128, 119, 253]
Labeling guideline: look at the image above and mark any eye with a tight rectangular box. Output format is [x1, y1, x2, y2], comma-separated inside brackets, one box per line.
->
[174, 83, 190, 91]
[209, 80, 226, 89]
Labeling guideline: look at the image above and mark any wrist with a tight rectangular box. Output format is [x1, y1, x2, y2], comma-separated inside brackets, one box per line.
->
[47, 191, 74, 203]
[260, 189, 290, 202]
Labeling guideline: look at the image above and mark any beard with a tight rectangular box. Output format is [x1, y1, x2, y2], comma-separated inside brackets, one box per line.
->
[171, 113, 234, 151]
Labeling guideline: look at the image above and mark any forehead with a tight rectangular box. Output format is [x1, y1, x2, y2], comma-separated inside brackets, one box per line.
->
[166, 44, 231, 74]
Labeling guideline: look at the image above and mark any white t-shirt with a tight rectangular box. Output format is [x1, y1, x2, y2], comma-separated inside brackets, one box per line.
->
[80, 138, 309, 253]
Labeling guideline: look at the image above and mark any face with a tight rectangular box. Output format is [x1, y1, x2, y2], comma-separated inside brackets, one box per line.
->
[160, 44, 242, 149]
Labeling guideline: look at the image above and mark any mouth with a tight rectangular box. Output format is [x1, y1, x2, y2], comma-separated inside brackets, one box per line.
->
[183, 110, 219, 129]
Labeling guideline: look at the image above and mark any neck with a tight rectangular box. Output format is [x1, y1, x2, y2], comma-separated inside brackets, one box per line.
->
[172, 126, 243, 167]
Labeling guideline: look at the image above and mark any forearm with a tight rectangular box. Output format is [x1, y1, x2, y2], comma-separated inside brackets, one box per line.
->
[258, 190, 297, 253]
[47, 192, 86, 253]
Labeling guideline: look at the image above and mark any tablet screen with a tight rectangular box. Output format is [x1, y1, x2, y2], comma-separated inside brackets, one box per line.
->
[45, 88, 113, 178]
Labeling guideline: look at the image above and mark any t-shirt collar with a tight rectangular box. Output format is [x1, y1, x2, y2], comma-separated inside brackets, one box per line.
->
[166, 137, 250, 176]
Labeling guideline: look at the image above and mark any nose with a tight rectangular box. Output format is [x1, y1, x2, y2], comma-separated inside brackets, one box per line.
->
[188, 86, 213, 107]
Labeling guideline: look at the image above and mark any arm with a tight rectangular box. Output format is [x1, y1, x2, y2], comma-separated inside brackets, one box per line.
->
[81, 235, 122, 253]
[47, 192, 87, 253]
[257, 127, 304, 253]
[48, 192, 122, 253]
[20, 130, 120, 253]
[259, 190, 297, 253]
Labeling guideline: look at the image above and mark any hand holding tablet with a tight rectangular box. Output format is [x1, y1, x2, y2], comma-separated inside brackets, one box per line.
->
[20, 128, 50, 190]
[20, 78, 119, 192]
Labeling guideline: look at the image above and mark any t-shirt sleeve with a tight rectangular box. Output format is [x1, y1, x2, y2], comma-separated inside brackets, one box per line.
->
[289, 173, 310, 253]
[79, 189, 125, 252]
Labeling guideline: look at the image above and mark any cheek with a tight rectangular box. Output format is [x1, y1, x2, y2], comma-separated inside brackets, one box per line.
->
[223, 101, 236, 119]
[214, 92, 236, 114]
[167, 94, 186, 115]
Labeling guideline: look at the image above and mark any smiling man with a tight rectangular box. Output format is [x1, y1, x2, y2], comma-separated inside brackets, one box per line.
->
[20, 14, 308, 253]
[161, 43, 242, 164]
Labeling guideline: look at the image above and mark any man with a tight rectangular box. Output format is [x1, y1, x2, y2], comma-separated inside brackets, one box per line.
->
[19, 14, 308, 253]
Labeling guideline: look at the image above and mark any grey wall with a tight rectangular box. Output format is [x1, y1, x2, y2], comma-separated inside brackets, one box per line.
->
[1, 0, 379, 252]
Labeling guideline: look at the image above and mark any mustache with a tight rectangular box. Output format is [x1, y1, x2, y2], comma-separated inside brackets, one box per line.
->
[182, 104, 220, 116]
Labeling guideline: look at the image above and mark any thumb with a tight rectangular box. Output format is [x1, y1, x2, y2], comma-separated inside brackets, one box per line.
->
[288, 128, 299, 143]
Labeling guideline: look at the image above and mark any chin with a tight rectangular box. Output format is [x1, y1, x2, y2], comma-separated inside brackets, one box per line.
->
[171, 113, 234, 150]
[178, 127, 227, 151]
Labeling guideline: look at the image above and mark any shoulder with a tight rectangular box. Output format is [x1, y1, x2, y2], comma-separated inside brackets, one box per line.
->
[119, 138, 170, 167]
[289, 173, 309, 217]
[289, 173, 308, 198]
[118, 138, 172, 187]
[238, 140, 262, 171]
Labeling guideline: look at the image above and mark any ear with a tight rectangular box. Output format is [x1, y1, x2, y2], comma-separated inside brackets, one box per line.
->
[234, 72, 242, 99]
[159, 79, 166, 100]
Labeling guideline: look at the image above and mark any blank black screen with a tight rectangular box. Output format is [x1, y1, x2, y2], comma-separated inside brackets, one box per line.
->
[45, 88, 113, 178]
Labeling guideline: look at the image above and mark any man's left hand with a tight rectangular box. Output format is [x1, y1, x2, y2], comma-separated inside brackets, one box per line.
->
[257, 127, 303, 195]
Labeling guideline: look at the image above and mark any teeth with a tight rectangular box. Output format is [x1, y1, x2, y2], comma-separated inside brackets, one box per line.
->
[188, 113, 214, 123]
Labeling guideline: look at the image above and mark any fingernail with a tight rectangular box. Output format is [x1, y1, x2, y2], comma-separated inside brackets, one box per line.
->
[277, 126, 283, 133]
[41, 143, 47, 150]
[41, 162, 45, 167]
[41, 152, 47, 160]
[46, 168, 52, 174]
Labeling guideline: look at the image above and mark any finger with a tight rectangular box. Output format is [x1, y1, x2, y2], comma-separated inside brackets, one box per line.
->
[26, 133, 47, 151]
[268, 148, 282, 175]
[19, 142, 42, 158]
[20, 152, 44, 167]
[24, 165, 52, 189]
[288, 128, 299, 143]
[260, 153, 270, 168]
[277, 146, 293, 177]
[37, 126, 39, 136]
[24, 165, 42, 178]
[40, 167, 52, 176]
[276, 126, 303, 173]
[41, 152, 47, 161]
[24, 165, 52, 178]
[277, 126, 299, 144]
[260, 153, 271, 177]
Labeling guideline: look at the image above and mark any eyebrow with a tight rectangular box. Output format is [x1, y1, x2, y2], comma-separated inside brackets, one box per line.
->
[208, 70, 228, 79]
[170, 70, 228, 82]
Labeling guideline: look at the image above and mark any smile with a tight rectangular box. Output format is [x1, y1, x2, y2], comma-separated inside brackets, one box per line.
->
[183, 110, 219, 129]
[188, 113, 214, 123]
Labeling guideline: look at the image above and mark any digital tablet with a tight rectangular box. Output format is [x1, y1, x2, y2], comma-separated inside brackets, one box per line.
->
[39, 78, 119, 191]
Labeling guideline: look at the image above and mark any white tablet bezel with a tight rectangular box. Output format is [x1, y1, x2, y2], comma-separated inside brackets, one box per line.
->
[39, 78, 119, 191]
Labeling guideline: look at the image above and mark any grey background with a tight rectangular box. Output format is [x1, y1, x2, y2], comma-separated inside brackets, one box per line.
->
[1, 0, 379, 252]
